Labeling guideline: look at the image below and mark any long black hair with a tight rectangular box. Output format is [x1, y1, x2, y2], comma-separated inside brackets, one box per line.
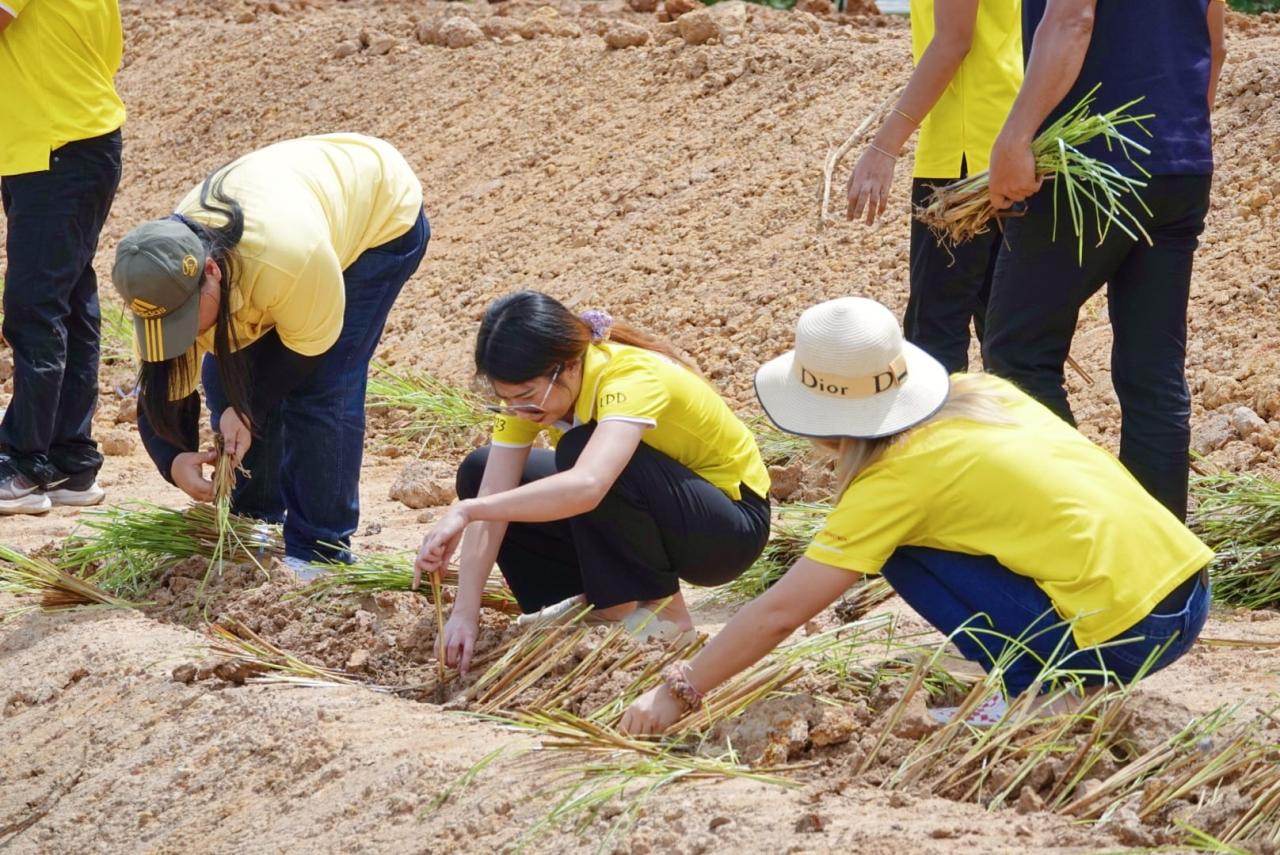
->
[138, 169, 253, 446]
[474, 290, 697, 385]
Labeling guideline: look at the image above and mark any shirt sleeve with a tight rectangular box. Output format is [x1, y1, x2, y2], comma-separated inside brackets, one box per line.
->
[593, 360, 669, 428]
[490, 413, 543, 448]
[803, 468, 924, 574]
[137, 392, 201, 486]
[262, 241, 346, 357]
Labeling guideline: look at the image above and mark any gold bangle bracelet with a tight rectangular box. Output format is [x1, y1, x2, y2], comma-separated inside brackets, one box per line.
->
[892, 107, 921, 126]
[868, 143, 899, 161]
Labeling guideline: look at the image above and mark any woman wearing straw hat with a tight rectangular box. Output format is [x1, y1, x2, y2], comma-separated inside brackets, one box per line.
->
[112, 133, 428, 576]
[412, 290, 771, 673]
[619, 297, 1212, 733]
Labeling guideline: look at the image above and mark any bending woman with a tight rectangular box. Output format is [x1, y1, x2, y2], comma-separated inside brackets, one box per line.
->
[413, 291, 771, 672]
[621, 297, 1212, 733]
[112, 133, 428, 575]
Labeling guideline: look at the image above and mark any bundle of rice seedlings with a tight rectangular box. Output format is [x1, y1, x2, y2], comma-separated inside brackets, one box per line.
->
[0, 545, 142, 612]
[366, 362, 489, 452]
[714, 502, 832, 602]
[206, 620, 365, 688]
[915, 85, 1154, 263]
[745, 415, 813, 468]
[1190, 471, 1280, 609]
[301, 551, 521, 615]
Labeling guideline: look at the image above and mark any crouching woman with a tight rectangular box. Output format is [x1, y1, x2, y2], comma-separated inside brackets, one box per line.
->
[413, 290, 771, 672]
[621, 297, 1212, 733]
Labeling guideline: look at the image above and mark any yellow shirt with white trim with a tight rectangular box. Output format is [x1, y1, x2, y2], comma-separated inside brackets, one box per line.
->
[171, 134, 423, 395]
[0, 0, 126, 176]
[491, 342, 770, 502]
[803, 375, 1213, 648]
[910, 0, 1023, 179]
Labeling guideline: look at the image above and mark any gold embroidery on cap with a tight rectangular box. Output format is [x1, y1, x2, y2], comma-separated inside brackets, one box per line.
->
[131, 298, 167, 319]
[182, 255, 198, 277]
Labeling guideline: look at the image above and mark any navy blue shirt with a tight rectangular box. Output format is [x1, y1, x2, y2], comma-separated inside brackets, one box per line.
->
[1023, 0, 1214, 176]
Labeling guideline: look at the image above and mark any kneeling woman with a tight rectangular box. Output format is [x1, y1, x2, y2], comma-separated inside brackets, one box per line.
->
[414, 291, 771, 671]
[113, 133, 429, 573]
[621, 297, 1212, 733]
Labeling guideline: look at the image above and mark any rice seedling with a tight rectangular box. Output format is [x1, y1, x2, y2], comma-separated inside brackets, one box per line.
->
[366, 361, 489, 452]
[301, 551, 521, 615]
[0, 544, 144, 612]
[1189, 470, 1280, 609]
[915, 85, 1155, 263]
[713, 502, 832, 602]
[206, 619, 368, 688]
[99, 298, 137, 366]
[745, 415, 813, 468]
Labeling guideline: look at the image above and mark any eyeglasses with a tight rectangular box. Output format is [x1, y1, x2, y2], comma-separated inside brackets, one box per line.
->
[485, 364, 561, 417]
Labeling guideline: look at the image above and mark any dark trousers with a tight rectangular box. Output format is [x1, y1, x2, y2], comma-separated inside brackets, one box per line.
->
[983, 174, 1213, 520]
[906, 176, 1000, 374]
[204, 210, 430, 562]
[456, 425, 772, 613]
[881, 546, 1209, 697]
[0, 130, 123, 484]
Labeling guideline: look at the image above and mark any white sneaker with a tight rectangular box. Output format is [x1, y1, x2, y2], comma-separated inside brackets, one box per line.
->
[0, 491, 53, 515]
[282, 555, 330, 583]
[42, 480, 106, 507]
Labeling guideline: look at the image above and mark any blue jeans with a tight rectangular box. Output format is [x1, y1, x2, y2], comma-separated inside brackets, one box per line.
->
[880, 546, 1210, 697]
[0, 130, 123, 484]
[204, 209, 429, 561]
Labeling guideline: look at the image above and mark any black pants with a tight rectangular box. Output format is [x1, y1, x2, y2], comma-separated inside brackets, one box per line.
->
[456, 425, 772, 613]
[0, 130, 123, 484]
[983, 174, 1213, 521]
[906, 176, 1001, 374]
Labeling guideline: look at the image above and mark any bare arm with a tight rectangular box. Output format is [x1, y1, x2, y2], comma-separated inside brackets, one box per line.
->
[448, 444, 529, 619]
[0, 9, 14, 34]
[848, 0, 979, 224]
[988, 0, 1097, 208]
[1208, 0, 1226, 111]
[620, 558, 861, 734]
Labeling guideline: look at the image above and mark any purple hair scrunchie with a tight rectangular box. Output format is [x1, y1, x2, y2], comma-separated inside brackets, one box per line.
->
[581, 309, 614, 343]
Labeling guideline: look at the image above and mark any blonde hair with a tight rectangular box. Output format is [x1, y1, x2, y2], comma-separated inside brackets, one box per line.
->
[815, 374, 1018, 498]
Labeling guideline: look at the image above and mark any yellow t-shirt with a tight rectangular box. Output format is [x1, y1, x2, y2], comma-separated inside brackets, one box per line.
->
[491, 342, 771, 501]
[0, 0, 127, 176]
[174, 133, 423, 394]
[910, 0, 1023, 179]
[803, 375, 1212, 648]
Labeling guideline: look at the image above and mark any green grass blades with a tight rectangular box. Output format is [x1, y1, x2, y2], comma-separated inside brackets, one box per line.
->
[1190, 471, 1280, 610]
[366, 361, 489, 452]
[0, 544, 144, 612]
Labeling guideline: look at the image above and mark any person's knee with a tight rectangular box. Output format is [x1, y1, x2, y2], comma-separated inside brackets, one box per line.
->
[554, 425, 595, 473]
[456, 447, 491, 500]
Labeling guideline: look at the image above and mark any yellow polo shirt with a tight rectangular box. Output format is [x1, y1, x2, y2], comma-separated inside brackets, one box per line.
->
[804, 375, 1212, 648]
[172, 134, 423, 395]
[910, 0, 1023, 179]
[0, 0, 126, 176]
[491, 342, 771, 501]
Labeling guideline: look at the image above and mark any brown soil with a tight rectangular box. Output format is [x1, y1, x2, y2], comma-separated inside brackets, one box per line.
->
[4, 1, 1280, 852]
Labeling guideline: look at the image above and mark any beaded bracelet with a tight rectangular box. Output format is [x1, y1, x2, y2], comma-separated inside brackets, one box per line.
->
[661, 662, 705, 711]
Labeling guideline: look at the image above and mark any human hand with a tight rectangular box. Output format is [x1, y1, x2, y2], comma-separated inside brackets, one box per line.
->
[845, 146, 898, 226]
[412, 504, 470, 589]
[618, 684, 686, 736]
[171, 450, 218, 502]
[218, 407, 252, 465]
[439, 611, 479, 674]
[988, 131, 1043, 210]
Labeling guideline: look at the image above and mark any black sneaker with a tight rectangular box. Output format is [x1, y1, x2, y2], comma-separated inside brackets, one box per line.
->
[0, 458, 52, 515]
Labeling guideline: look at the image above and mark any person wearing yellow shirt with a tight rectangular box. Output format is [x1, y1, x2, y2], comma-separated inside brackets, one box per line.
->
[619, 297, 1211, 734]
[845, 0, 1021, 373]
[0, 0, 126, 514]
[412, 290, 772, 672]
[111, 134, 428, 575]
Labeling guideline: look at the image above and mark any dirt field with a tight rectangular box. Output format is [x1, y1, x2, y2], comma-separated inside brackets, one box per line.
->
[3, 1, 1280, 852]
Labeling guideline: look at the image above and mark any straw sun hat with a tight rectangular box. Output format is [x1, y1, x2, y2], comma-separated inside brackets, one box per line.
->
[754, 297, 951, 439]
